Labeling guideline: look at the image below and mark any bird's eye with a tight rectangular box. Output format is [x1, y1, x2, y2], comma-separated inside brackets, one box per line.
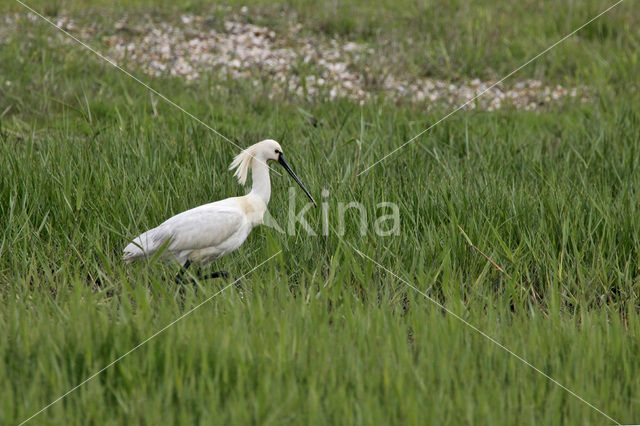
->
[275, 149, 280, 154]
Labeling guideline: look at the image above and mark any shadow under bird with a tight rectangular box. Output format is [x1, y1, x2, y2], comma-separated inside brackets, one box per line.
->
[123, 139, 316, 282]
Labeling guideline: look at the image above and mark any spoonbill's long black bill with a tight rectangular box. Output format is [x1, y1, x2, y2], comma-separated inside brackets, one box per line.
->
[278, 154, 317, 207]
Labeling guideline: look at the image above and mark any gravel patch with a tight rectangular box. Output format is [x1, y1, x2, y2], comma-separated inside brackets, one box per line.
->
[5, 11, 587, 110]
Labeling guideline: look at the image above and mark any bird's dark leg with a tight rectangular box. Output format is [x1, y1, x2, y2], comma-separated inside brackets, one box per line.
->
[200, 270, 230, 281]
[176, 261, 230, 285]
[174, 260, 192, 284]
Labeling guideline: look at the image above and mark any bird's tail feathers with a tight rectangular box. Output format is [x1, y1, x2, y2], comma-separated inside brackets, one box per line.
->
[122, 241, 145, 263]
[122, 231, 158, 263]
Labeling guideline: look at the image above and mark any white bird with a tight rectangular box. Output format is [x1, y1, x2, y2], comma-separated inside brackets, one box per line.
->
[123, 139, 316, 281]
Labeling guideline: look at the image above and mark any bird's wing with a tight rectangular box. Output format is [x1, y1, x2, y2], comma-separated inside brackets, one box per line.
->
[154, 204, 247, 253]
[123, 201, 249, 262]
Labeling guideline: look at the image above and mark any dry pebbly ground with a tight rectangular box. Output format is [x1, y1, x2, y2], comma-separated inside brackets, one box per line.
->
[5, 9, 586, 111]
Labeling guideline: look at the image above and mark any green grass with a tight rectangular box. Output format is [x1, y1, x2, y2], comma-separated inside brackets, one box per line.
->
[1, 0, 640, 424]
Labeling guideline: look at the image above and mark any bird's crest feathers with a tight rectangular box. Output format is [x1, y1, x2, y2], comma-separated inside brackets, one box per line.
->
[229, 145, 257, 186]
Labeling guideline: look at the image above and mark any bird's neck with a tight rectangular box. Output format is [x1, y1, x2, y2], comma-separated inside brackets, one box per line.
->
[249, 159, 271, 205]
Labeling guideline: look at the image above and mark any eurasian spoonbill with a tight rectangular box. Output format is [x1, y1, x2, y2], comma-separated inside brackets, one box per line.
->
[123, 139, 316, 281]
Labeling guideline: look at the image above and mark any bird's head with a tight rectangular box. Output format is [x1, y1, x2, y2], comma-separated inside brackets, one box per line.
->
[255, 139, 283, 163]
[230, 139, 316, 207]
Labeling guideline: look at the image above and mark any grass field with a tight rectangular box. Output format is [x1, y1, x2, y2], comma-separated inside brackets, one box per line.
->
[1, 0, 640, 424]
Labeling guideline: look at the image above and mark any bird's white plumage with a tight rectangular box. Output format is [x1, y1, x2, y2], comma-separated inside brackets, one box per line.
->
[123, 199, 250, 265]
[229, 143, 258, 186]
[123, 139, 282, 266]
